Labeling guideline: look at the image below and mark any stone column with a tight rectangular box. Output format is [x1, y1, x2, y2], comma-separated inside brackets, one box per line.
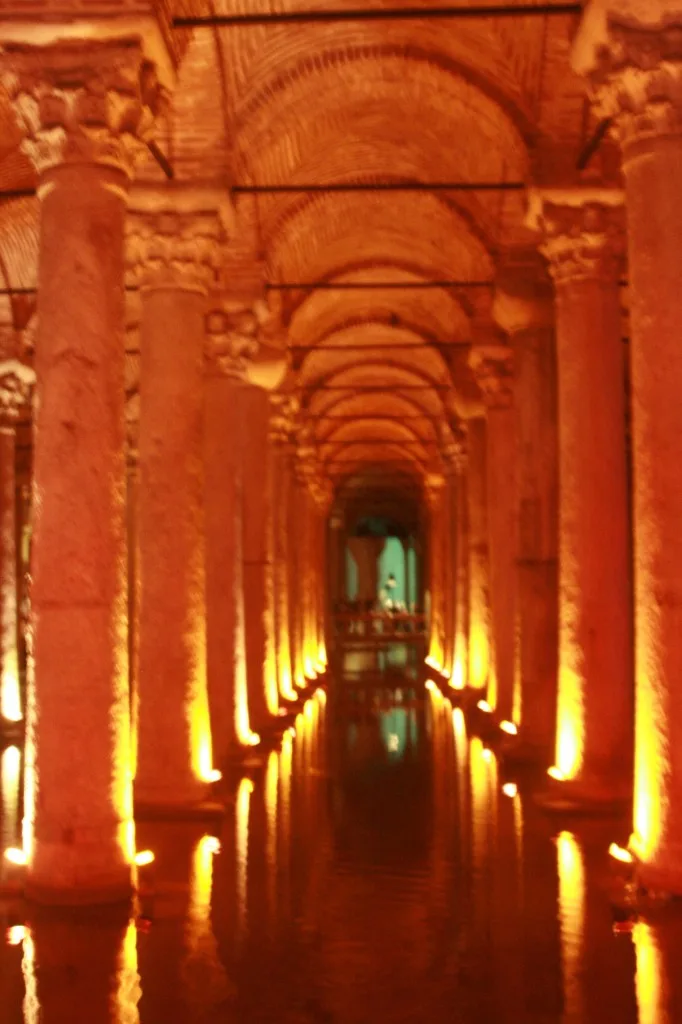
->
[0, 36, 160, 900]
[529, 192, 631, 803]
[0, 362, 34, 727]
[573, 9, 682, 885]
[466, 417, 491, 693]
[125, 392, 140, 778]
[204, 306, 259, 761]
[128, 188, 223, 811]
[450, 435, 470, 691]
[469, 340, 516, 721]
[242, 382, 278, 728]
[269, 397, 298, 701]
[287, 455, 307, 687]
[425, 474, 447, 673]
[494, 264, 559, 759]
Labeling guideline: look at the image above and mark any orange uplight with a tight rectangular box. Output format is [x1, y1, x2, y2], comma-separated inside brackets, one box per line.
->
[4, 847, 26, 865]
[477, 699, 492, 713]
[502, 782, 518, 798]
[548, 766, 566, 782]
[555, 665, 584, 781]
[134, 850, 155, 867]
[468, 623, 489, 691]
[6, 924, 25, 946]
[450, 654, 465, 691]
[500, 720, 518, 736]
[482, 747, 493, 763]
[608, 842, 634, 865]
[631, 649, 665, 864]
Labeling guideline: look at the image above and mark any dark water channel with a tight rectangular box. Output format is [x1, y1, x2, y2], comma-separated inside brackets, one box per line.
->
[0, 651, 681, 1022]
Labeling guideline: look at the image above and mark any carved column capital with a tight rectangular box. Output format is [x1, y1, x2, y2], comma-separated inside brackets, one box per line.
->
[424, 473, 446, 512]
[0, 36, 165, 182]
[268, 393, 300, 444]
[128, 199, 224, 295]
[0, 359, 35, 427]
[468, 342, 514, 410]
[205, 304, 260, 380]
[527, 189, 625, 286]
[574, 14, 682, 154]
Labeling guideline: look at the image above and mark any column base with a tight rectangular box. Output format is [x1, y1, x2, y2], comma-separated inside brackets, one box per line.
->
[534, 775, 630, 816]
[636, 845, 682, 898]
[25, 869, 134, 908]
[501, 736, 552, 767]
[134, 795, 224, 821]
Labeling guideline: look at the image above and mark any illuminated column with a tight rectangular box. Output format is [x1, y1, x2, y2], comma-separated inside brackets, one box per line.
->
[266, 395, 296, 700]
[469, 339, 516, 720]
[129, 188, 223, 810]
[529, 191, 631, 802]
[466, 417, 491, 692]
[425, 474, 447, 672]
[0, 363, 34, 726]
[0, 35, 164, 899]
[204, 306, 259, 760]
[241, 383, 278, 728]
[573, 9, 682, 882]
[268, 396, 298, 701]
[494, 265, 559, 755]
[287, 453, 306, 686]
[125, 392, 140, 776]
[450, 433, 470, 690]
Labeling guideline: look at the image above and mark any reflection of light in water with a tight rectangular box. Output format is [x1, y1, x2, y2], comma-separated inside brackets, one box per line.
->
[381, 707, 407, 760]
[22, 929, 38, 1024]
[556, 831, 585, 1022]
[634, 921, 667, 1024]
[116, 921, 141, 1024]
[236, 778, 254, 939]
[470, 737, 491, 876]
[409, 708, 418, 748]
[265, 750, 279, 918]
[183, 835, 228, 1016]
[1, 744, 21, 849]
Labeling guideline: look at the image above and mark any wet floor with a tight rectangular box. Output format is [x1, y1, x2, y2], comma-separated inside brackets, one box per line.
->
[0, 651, 681, 1022]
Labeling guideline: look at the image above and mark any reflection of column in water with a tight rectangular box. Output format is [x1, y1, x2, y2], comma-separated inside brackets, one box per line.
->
[1, 744, 21, 849]
[22, 929, 38, 1024]
[452, 709, 469, 843]
[183, 834, 228, 1017]
[236, 779, 254, 945]
[634, 921, 667, 1024]
[556, 831, 585, 1023]
[23, 910, 137, 1024]
[469, 737, 492, 879]
[116, 922, 141, 1024]
[265, 750, 279, 923]
[279, 730, 293, 919]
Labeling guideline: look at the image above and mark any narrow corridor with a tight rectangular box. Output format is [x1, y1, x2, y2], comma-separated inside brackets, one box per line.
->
[0, 655, 677, 1023]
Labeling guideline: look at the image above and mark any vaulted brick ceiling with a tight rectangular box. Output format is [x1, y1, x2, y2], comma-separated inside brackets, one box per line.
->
[0, 0, 594, 514]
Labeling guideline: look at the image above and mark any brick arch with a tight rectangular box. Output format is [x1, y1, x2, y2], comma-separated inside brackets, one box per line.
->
[281, 261, 477, 328]
[233, 48, 529, 185]
[227, 36, 536, 149]
[311, 392, 441, 445]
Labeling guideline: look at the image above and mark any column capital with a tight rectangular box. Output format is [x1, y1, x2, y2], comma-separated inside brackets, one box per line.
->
[128, 186, 227, 294]
[0, 35, 166, 183]
[493, 249, 554, 335]
[268, 393, 300, 444]
[424, 472, 446, 511]
[205, 302, 260, 380]
[527, 188, 626, 285]
[440, 423, 468, 475]
[468, 341, 514, 410]
[0, 359, 35, 427]
[573, 10, 682, 153]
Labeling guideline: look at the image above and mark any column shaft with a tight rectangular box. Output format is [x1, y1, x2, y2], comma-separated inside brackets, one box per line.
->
[466, 419, 491, 692]
[30, 163, 133, 897]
